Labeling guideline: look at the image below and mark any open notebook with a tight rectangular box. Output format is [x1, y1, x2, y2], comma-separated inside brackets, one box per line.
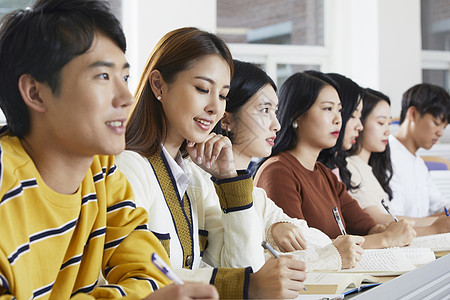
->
[337, 247, 436, 276]
[407, 232, 450, 256]
[298, 272, 380, 295]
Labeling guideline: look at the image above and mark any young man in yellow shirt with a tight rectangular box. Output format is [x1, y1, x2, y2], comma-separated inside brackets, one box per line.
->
[0, 0, 217, 299]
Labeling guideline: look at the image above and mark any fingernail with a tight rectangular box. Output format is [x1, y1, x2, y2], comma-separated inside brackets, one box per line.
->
[187, 141, 194, 147]
[197, 157, 202, 164]
[206, 162, 211, 168]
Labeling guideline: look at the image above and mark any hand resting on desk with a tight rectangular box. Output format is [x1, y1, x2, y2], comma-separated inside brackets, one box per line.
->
[271, 222, 307, 251]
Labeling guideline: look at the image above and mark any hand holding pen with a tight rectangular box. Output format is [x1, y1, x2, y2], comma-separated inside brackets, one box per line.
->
[147, 253, 219, 299]
[152, 252, 184, 284]
[261, 241, 307, 292]
[381, 199, 399, 222]
[332, 206, 347, 235]
[261, 241, 280, 258]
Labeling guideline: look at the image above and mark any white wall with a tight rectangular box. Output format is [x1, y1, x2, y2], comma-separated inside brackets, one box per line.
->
[0, 0, 217, 125]
[378, 0, 422, 117]
[122, 0, 217, 93]
[325, 0, 422, 118]
[0, 0, 426, 124]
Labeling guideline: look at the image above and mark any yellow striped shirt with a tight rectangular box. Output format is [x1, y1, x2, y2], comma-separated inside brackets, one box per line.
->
[0, 134, 171, 299]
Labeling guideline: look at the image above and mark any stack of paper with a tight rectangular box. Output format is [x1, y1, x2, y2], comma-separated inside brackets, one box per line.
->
[408, 232, 450, 257]
[338, 247, 435, 275]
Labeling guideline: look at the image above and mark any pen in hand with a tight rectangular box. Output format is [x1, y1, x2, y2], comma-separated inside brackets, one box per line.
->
[261, 241, 306, 291]
[381, 199, 399, 222]
[261, 241, 279, 258]
[151, 252, 184, 285]
[332, 206, 347, 235]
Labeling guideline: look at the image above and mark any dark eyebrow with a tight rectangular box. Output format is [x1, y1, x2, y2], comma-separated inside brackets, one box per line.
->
[195, 76, 230, 89]
[320, 100, 341, 106]
[259, 101, 277, 108]
[89, 61, 130, 69]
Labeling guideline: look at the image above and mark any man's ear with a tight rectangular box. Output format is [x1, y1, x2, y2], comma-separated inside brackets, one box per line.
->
[18, 74, 47, 113]
[148, 69, 166, 101]
[407, 106, 419, 123]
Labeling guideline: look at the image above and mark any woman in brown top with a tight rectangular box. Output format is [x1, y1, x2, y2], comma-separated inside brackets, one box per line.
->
[255, 71, 416, 248]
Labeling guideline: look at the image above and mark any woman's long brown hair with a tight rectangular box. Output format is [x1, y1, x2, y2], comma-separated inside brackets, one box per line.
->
[126, 27, 234, 157]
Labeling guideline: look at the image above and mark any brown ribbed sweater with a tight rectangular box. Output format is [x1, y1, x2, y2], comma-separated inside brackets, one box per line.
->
[255, 152, 376, 239]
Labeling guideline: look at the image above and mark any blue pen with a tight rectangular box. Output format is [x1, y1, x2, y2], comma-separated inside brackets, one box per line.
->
[151, 252, 184, 284]
[445, 207, 449, 217]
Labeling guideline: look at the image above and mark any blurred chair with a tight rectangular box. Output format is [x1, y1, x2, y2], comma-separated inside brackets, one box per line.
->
[429, 170, 450, 204]
[421, 156, 450, 171]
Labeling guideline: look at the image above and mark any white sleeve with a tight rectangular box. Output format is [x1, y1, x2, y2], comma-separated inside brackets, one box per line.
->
[427, 173, 448, 214]
[255, 188, 341, 271]
[187, 161, 267, 272]
[115, 151, 156, 212]
[174, 266, 214, 283]
[260, 189, 332, 249]
[388, 170, 406, 216]
[276, 244, 342, 272]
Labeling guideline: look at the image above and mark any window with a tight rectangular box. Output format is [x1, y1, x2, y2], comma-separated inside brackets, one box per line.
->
[217, 0, 325, 86]
[217, 0, 324, 46]
[0, 0, 32, 20]
[421, 0, 450, 91]
[421, 0, 450, 51]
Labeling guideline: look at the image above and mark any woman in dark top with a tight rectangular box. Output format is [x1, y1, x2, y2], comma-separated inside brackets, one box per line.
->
[255, 71, 416, 248]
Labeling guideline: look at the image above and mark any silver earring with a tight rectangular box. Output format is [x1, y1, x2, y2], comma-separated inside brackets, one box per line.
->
[156, 95, 162, 101]
[292, 121, 298, 129]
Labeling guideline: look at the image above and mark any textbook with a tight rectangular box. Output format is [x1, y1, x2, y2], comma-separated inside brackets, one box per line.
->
[408, 232, 450, 253]
[338, 247, 435, 275]
[298, 272, 380, 295]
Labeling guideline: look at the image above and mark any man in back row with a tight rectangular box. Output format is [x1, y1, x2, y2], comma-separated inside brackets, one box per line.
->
[389, 83, 450, 218]
[0, 0, 217, 298]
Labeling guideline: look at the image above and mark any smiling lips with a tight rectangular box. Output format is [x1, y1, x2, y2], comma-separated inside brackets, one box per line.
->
[194, 117, 213, 131]
[266, 137, 276, 146]
[106, 120, 126, 134]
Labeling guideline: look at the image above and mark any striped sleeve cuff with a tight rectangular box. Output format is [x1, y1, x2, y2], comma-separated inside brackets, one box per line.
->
[212, 170, 253, 213]
[210, 267, 252, 299]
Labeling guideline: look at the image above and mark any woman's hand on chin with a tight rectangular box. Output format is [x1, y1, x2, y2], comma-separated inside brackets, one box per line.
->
[186, 133, 238, 179]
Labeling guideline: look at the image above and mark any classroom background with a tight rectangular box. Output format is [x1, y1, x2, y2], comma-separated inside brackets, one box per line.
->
[1, 0, 449, 161]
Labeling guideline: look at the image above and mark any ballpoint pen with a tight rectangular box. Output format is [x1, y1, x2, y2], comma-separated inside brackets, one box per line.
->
[151, 252, 184, 284]
[332, 206, 347, 235]
[445, 207, 449, 217]
[261, 241, 279, 258]
[381, 199, 399, 222]
[261, 241, 306, 291]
